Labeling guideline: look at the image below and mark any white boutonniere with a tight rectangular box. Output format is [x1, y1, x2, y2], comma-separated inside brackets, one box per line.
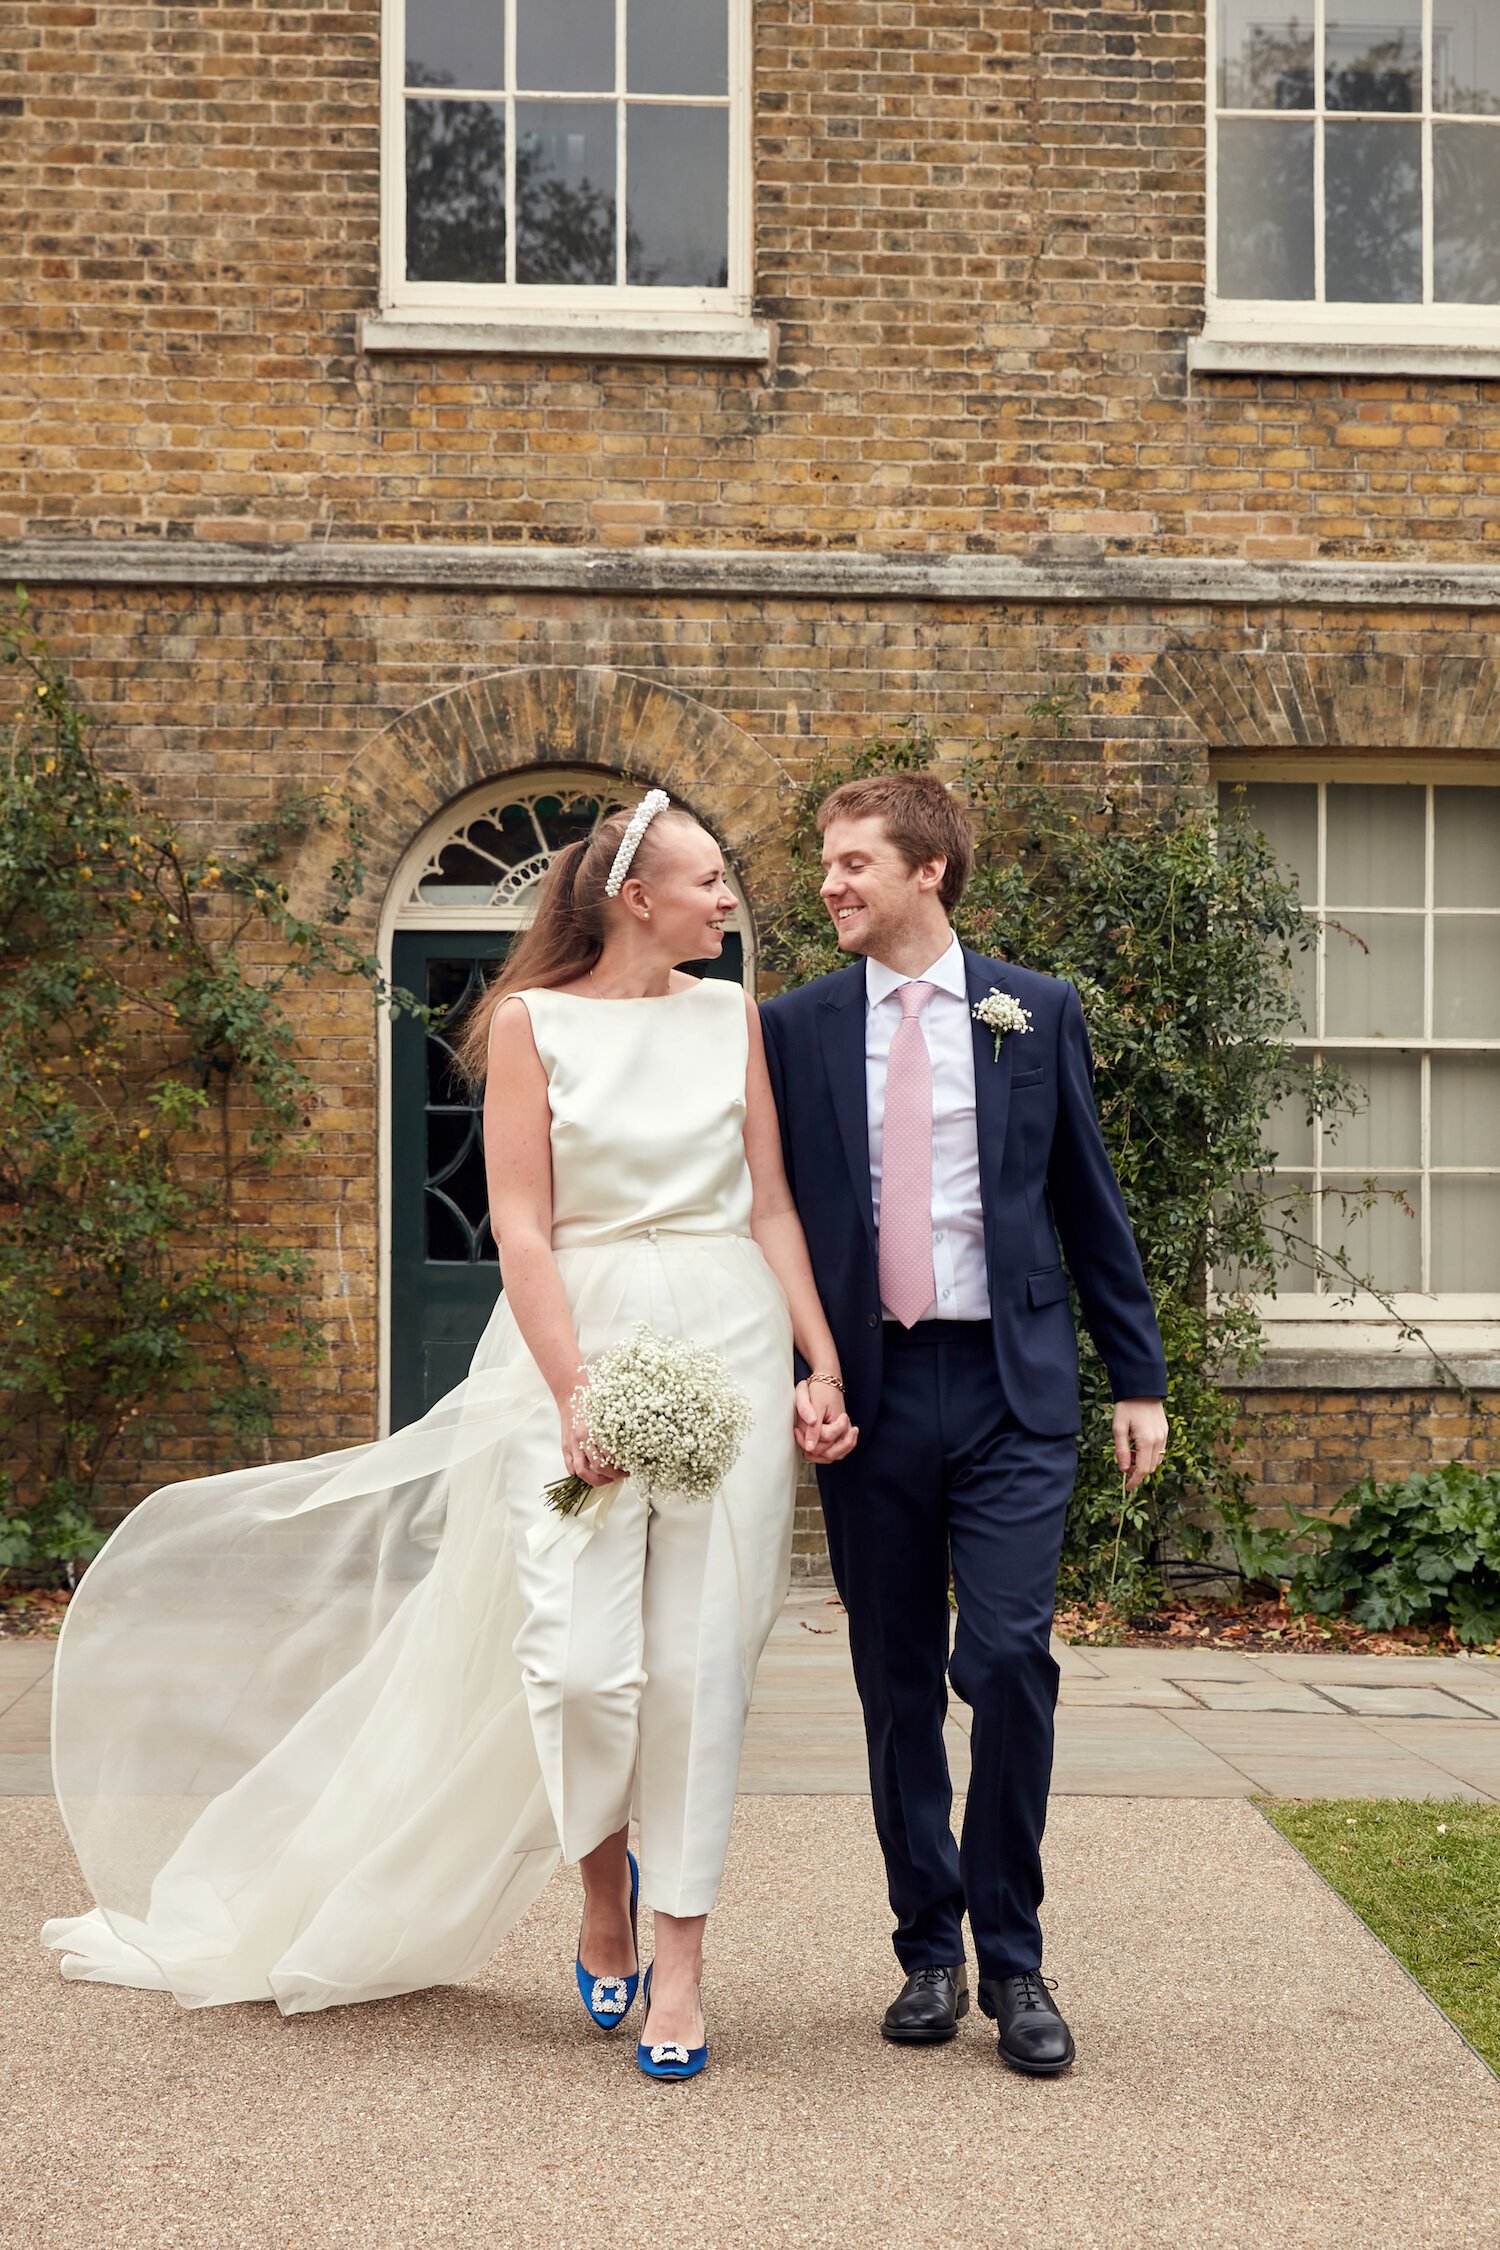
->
[972, 989, 1033, 1059]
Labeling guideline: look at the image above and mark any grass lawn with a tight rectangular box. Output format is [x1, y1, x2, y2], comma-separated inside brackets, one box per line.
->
[1264, 1799, 1500, 2076]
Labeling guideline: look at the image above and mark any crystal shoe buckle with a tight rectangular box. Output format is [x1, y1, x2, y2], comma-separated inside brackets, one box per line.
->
[590, 1975, 630, 2016]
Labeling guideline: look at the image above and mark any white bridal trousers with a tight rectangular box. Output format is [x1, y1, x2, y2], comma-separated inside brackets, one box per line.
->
[42, 1233, 795, 2012]
[510, 1451, 756, 1917]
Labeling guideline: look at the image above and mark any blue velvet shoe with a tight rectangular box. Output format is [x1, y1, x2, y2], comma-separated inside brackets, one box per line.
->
[574, 1848, 639, 2031]
[635, 1962, 708, 2081]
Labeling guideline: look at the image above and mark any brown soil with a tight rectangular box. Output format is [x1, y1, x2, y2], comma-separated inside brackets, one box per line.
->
[0, 1589, 68, 1639]
[1054, 1591, 1495, 1657]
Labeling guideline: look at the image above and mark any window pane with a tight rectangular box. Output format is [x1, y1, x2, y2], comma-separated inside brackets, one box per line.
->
[1431, 1055, 1500, 1167]
[1324, 783, 1424, 907]
[1216, 5, 1313, 109]
[629, 0, 729, 96]
[1431, 1179, 1500, 1291]
[625, 105, 728, 285]
[515, 102, 617, 284]
[406, 98, 507, 283]
[516, 0, 616, 92]
[1216, 119, 1315, 298]
[406, 0, 505, 89]
[1265, 1089, 1315, 1167]
[1226, 1173, 1316, 1292]
[1325, 120, 1422, 302]
[1434, 787, 1500, 907]
[1229, 781, 1318, 894]
[1326, 6, 1422, 111]
[1433, 916, 1500, 1037]
[1324, 912, 1425, 1037]
[1323, 1178, 1422, 1292]
[1323, 1051, 1422, 1169]
[1434, 2, 1500, 114]
[1434, 125, 1500, 304]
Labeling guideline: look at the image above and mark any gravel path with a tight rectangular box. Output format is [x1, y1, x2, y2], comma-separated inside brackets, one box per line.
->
[4, 1793, 1497, 2249]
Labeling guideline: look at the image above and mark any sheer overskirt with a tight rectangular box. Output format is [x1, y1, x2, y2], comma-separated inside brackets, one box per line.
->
[42, 1233, 792, 2014]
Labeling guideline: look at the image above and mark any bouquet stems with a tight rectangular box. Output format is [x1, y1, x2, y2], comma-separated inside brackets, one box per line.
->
[543, 1473, 595, 1519]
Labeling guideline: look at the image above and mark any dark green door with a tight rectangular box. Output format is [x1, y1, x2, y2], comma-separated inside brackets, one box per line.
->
[389, 929, 747, 1430]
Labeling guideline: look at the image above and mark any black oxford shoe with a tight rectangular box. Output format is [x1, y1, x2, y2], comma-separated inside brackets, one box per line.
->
[881, 1964, 969, 2044]
[977, 1971, 1076, 2076]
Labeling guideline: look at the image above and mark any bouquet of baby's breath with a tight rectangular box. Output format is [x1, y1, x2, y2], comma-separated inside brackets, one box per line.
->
[544, 1322, 755, 1520]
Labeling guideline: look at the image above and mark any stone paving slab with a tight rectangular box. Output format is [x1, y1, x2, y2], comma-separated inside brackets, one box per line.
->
[1164, 1711, 1490, 1802]
[1050, 1709, 1253, 1798]
[1318, 1682, 1490, 1720]
[4, 1794, 1496, 2249]
[10, 1593, 1500, 1804]
[1056, 1677, 1197, 1708]
[1171, 1680, 1335, 1714]
[1359, 1719, 1500, 1798]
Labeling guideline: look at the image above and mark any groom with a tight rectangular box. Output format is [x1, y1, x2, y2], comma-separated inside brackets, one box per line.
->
[760, 773, 1167, 2076]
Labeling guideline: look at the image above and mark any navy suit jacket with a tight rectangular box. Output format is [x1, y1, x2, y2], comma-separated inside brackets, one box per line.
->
[759, 948, 1168, 1439]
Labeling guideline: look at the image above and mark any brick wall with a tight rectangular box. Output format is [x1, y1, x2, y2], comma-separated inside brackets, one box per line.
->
[16, 577, 1493, 1525]
[5, 1, 1499, 562]
[1229, 1386, 1500, 1525]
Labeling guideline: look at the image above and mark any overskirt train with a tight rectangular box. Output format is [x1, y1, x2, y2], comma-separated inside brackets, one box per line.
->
[42, 1234, 791, 2013]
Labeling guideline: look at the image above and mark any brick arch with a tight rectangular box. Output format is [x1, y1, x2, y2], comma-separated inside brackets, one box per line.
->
[289, 665, 792, 943]
[1143, 646, 1500, 753]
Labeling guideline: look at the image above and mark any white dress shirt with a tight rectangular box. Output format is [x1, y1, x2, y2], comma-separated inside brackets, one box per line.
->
[866, 933, 991, 1323]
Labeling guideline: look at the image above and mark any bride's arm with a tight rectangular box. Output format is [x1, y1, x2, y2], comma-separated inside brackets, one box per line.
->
[743, 997, 858, 1464]
[483, 999, 617, 1489]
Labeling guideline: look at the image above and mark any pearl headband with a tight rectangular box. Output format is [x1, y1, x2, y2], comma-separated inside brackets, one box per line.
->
[603, 790, 670, 898]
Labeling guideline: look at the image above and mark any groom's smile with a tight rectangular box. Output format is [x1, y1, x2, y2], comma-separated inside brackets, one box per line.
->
[820, 812, 951, 965]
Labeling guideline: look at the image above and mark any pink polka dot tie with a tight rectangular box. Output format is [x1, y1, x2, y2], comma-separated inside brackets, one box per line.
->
[879, 980, 937, 1328]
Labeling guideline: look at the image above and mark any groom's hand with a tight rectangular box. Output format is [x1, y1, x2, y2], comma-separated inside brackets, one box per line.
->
[795, 1378, 858, 1464]
[1113, 1399, 1168, 1491]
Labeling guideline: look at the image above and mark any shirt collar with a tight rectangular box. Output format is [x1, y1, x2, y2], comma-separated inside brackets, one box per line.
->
[865, 931, 967, 1009]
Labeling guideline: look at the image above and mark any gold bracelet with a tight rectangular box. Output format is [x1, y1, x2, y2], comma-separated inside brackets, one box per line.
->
[807, 1370, 844, 1394]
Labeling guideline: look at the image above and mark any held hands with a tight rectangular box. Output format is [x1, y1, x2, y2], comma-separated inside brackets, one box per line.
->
[560, 1385, 624, 1490]
[1113, 1398, 1168, 1492]
[794, 1376, 858, 1465]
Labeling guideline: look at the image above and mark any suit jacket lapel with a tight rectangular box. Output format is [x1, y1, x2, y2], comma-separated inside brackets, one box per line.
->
[965, 949, 1017, 1215]
[816, 963, 876, 1253]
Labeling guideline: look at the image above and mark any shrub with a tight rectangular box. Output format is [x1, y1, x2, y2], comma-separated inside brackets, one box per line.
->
[758, 712, 1375, 1598]
[1290, 1464, 1500, 1649]
[0, 592, 412, 1581]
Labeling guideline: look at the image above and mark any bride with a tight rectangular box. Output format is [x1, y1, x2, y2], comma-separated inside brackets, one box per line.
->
[43, 791, 856, 2081]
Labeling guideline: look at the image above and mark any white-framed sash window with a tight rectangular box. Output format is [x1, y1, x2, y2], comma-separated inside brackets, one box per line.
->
[1216, 765, 1500, 1350]
[1199, 3, 1500, 368]
[376, 0, 754, 339]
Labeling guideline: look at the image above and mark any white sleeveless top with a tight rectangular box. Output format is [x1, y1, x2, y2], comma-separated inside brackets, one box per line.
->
[517, 979, 753, 1250]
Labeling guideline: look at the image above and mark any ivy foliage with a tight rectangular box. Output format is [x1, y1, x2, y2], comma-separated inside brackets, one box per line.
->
[0, 592, 411, 1580]
[1290, 1464, 1500, 1648]
[758, 711, 1368, 1599]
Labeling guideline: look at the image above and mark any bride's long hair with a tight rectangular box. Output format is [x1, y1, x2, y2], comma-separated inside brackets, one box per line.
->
[455, 803, 693, 1085]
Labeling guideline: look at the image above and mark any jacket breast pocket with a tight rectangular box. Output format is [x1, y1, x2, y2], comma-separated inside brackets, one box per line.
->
[1011, 1067, 1046, 1089]
[1027, 1266, 1071, 1309]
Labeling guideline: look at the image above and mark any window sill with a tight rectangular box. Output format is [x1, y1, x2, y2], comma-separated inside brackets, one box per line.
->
[360, 311, 773, 364]
[1189, 326, 1500, 380]
[1224, 1350, 1500, 1391]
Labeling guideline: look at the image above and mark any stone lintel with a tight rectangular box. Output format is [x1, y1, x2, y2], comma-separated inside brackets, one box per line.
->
[5, 537, 1500, 612]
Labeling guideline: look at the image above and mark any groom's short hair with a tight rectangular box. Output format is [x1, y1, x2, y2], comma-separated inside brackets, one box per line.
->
[817, 772, 974, 913]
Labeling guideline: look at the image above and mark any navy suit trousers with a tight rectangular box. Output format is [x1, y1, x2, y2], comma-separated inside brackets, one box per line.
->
[818, 1320, 1077, 1980]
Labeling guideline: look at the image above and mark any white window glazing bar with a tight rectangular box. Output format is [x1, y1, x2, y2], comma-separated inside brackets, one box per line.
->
[1313, 0, 1326, 304]
[616, 0, 628, 288]
[1422, 0, 1435, 307]
[504, 0, 517, 286]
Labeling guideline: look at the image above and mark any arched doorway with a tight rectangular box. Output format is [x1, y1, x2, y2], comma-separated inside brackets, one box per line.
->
[379, 770, 753, 1431]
